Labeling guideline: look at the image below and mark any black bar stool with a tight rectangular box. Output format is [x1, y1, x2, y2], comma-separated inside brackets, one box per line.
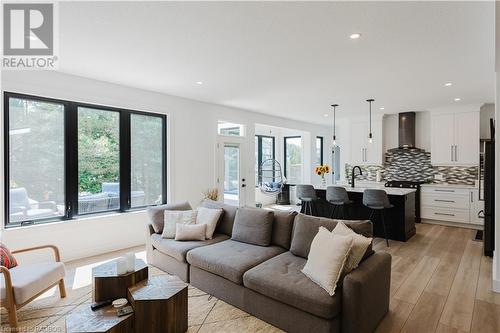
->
[326, 186, 353, 219]
[296, 185, 318, 216]
[362, 189, 394, 246]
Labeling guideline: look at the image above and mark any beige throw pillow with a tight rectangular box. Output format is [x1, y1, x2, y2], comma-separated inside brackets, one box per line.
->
[196, 207, 223, 239]
[162, 210, 197, 239]
[331, 222, 372, 273]
[301, 227, 353, 296]
[175, 224, 207, 241]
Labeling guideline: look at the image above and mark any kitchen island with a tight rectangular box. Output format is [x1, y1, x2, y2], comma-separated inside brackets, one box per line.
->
[302, 184, 416, 241]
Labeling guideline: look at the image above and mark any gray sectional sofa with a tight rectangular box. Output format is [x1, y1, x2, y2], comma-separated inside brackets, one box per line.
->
[146, 200, 391, 333]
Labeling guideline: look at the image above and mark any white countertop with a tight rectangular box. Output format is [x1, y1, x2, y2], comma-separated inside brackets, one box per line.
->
[313, 184, 416, 196]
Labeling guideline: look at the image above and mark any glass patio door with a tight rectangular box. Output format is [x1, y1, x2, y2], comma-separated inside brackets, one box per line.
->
[217, 138, 246, 206]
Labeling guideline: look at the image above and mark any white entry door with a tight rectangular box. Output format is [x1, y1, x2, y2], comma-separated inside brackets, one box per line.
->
[217, 137, 246, 207]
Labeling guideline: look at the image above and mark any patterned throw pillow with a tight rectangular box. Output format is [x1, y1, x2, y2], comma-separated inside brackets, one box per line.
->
[0, 244, 18, 269]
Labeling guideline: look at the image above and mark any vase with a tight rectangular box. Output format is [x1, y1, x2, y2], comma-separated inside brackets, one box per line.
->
[321, 176, 326, 187]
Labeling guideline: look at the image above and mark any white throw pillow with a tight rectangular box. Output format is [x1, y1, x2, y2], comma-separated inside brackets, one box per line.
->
[196, 207, 223, 239]
[175, 224, 207, 241]
[162, 210, 197, 239]
[331, 222, 372, 274]
[301, 227, 353, 296]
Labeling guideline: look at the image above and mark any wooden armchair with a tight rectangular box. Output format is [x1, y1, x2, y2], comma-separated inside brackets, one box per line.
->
[1, 245, 66, 328]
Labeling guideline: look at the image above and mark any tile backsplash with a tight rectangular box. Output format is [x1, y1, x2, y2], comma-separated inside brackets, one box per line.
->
[345, 149, 478, 185]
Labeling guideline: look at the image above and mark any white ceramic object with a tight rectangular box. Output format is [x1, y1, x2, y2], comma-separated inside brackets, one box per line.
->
[125, 252, 135, 272]
[116, 257, 127, 275]
[112, 298, 128, 309]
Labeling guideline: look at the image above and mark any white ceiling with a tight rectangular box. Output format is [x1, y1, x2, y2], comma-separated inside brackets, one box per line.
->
[58, 1, 495, 124]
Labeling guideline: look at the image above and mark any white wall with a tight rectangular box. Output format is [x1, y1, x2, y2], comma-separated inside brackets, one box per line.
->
[0, 70, 331, 262]
[480, 103, 495, 139]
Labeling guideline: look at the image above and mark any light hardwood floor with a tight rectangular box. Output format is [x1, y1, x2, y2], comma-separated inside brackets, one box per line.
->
[375, 223, 500, 333]
[4, 223, 499, 333]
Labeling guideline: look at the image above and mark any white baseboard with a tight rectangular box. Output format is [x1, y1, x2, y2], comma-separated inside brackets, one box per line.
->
[493, 254, 500, 293]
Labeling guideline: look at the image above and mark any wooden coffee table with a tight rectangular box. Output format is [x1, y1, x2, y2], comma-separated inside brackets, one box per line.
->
[92, 258, 148, 302]
[128, 275, 188, 333]
[66, 259, 188, 333]
[65, 304, 133, 333]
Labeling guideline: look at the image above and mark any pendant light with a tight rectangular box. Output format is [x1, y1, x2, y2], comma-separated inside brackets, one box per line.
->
[331, 104, 338, 146]
[366, 99, 374, 143]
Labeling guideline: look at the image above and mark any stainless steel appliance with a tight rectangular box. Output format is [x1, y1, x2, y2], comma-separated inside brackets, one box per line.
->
[385, 181, 423, 223]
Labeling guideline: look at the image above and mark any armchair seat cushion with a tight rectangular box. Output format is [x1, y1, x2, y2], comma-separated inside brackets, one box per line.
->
[1, 262, 65, 304]
[243, 251, 341, 319]
[150, 233, 229, 263]
[187, 240, 285, 285]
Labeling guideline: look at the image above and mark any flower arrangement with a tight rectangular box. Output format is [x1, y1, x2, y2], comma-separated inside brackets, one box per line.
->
[315, 164, 331, 186]
[203, 188, 219, 201]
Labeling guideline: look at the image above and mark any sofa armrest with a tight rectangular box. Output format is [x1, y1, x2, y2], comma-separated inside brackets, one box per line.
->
[341, 251, 391, 333]
[145, 222, 155, 263]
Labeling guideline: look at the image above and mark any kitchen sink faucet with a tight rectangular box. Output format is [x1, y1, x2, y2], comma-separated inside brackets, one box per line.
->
[351, 166, 363, 188]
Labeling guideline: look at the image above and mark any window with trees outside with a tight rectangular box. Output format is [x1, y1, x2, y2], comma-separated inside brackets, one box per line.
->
[4, 92, 167, 227]
[284, 136, 303, 184]
[255, 135, 275, 186]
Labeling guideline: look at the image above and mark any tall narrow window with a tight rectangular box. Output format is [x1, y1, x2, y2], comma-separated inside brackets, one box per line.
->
[284, 136, 302, 184]
[131, 114, 164, 207]
[315, 136, 324, 166]
[77, 107, 120, 215]
[255, 135, 275, 185]
[7, 97, 65, 224]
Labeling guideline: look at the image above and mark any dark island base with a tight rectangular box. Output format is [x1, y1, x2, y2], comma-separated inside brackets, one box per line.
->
[301, 189, 416, 242]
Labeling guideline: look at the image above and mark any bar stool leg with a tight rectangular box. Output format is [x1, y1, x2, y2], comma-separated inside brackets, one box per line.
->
[381, 210, 389, 247]
[341, 205, 346, 219]
[330, 205, 336, 219]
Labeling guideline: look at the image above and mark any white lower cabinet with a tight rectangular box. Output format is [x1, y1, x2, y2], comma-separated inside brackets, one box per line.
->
[421, 186, 483, 228]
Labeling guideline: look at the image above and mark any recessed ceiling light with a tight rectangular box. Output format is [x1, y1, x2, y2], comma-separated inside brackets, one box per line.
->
[323, 113, 329, 117]
[196, 81, 203, 85]
[454, 98, 461, 102]
[379, 107, 385, 110]
[444, 82, 453, 87]
[350, 33, 361, 39]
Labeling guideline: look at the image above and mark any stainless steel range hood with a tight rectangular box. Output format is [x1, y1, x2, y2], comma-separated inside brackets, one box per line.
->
[389, 112, 423, 151]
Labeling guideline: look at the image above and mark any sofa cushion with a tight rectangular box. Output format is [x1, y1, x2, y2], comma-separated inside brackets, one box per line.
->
[147, 202, 192, 234]
[0, 262, 65, 304]
[175, 223, 206, 241]
[187, 239, 285, 284]
[243, 252, 342, 319]
[290, 213, 373, 259]
[231, 207, 274, 246]
[162, 210, 197, 239]
[271, 210, 297, 249]
[200, 200, 237, 236]
[150, 233, 229, 262]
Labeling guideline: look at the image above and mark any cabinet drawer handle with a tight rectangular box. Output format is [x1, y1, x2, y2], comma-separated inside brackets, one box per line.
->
[434, 189, 455, 192]
[434, 212, 455, 217]
[434, 199, 456, 203]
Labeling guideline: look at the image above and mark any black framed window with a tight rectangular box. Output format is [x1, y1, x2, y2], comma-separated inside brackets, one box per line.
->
[4, 92, 167, 228]
[315, 136, 324, 166]
[255, 135, 275, 186]
[284, 136, 302, 184]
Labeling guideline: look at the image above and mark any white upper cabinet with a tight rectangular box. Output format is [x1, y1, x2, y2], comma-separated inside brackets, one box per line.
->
[349, 120, 383, 166]
[431, 111, 479, 166]
[454, 112, 480, 165]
